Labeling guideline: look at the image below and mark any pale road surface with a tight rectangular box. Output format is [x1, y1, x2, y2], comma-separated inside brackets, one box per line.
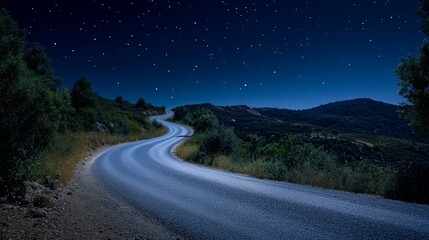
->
[90, 112, 429, 240]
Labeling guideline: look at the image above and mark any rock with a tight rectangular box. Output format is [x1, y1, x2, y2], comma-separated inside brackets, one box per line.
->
[95, 122, 109, 133]
[15, 181, 58, 208]
[1, 221, 10, 227]
[1, 204, 14, 210]
[30, 208, 48, 218]
[33, 195, 54, 208]
[20, 193, 33, 205]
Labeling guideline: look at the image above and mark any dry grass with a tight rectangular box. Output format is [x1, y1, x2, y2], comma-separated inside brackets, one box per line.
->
[30, 127, 167, 184]
[212, 155, 232, 170]
[172, 134, 394, 196]
[175, 141, 198, 160]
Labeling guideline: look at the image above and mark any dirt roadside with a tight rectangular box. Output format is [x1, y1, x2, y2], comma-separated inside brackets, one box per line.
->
[0, 146, 184, 240]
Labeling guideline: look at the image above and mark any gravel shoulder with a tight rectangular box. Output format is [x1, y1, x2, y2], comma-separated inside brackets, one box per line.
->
[0, 146, 184, 240]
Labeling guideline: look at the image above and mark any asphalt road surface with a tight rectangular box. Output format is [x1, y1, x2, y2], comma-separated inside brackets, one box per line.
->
[91, 112, 429, 240]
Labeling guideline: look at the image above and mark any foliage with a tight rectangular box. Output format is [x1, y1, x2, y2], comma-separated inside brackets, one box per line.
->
[387, 161, 429, 203]
[0, 11, 68, 192]
[135, 98, 146, 108]
[173, 106, 219, 133]
[395, 0, 429, 136]
[114, 96, 126, 104]
[24, 42, 61, 90]
[396, 41, 429, 136]
[71, 77, 98, 111]
[199, 127, 237, 156]
[191, 111, 219, 133]
[173, 106, 189, 121]
[418, 0, 429, 36]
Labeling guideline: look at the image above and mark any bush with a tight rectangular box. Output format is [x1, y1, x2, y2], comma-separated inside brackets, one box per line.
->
[387, 162, 429, 203]
[191, 112, 219, 133]
[199, 127, 237, 156]
[172, 106, 189, 121]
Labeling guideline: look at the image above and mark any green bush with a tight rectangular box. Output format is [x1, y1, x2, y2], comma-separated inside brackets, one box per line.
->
[199, 127, 237, 156]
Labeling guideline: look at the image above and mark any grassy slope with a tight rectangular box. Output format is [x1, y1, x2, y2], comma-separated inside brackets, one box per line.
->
[30, 128, 166, 185]
[29, 96, 167, 185]
[178, 101, 429, 165]
[172, 100, 429, 202]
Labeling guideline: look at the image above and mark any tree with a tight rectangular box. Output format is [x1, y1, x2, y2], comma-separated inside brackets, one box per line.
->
[135, 98, 147, 108]
[396, 0, 429, 136]
[71, 77, 97, 110]
[418, 0, 429, 35]
[191, 112, 219, 133]
[24, 42, 61, 90]
[199, 127, 237, 156]
[115, 96, 125, 104]
[245, 134, 265, 160]
[396, 42, 429, 136]
[0, 10, 65, 192]
[173, 106, 189, 121]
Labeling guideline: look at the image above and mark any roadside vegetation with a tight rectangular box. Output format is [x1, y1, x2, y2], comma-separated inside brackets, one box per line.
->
[0, 10, 165, 195]
[173, 105, 428, 203]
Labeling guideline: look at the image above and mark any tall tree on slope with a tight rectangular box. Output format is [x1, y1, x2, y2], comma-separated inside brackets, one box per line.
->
[396, 0, 429, 136]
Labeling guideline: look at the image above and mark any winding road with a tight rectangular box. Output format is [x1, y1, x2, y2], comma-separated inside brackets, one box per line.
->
[90, 112, 429, 240]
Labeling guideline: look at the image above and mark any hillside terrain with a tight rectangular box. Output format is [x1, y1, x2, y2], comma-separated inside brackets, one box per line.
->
[173, 99, 429, 203]
[177, 99, 428, 165]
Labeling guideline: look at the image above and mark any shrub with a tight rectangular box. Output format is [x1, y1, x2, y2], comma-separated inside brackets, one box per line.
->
[387, 162, 429, 203]
[199, 127, 237, 156]
[191, 112, 219, 133]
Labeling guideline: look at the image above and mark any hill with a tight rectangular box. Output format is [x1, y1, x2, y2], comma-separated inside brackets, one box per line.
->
[173, 99, 429, 165]
[180, 99, 416, 140]
[173, 99, 429, 203]
[258, 99, 413, 139]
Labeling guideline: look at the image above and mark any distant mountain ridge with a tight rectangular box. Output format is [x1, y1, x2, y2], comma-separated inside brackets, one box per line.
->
[178, 98, 417, 140]
[257, 98, 412, 139]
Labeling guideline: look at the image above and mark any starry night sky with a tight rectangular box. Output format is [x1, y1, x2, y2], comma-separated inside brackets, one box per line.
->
[1, 0, 424, 109]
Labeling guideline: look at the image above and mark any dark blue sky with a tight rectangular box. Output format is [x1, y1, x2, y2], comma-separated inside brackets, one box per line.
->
[2, 0, 424, 109]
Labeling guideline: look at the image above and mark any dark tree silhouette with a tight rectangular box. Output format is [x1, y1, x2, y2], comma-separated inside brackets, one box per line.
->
[115, 96, 125, 104]
[135, 98, 147, 108]
[418, 0, 429, 35]
[396, 0, 429, 136]
[0, 11, 65, 192]
[71, 77, 97, 110]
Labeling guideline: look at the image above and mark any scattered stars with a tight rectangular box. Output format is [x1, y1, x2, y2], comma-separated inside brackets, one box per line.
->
[5, 0, 421, 108]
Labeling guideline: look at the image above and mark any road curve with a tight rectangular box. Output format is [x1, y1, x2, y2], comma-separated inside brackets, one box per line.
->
[90, 112, 429, 240]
